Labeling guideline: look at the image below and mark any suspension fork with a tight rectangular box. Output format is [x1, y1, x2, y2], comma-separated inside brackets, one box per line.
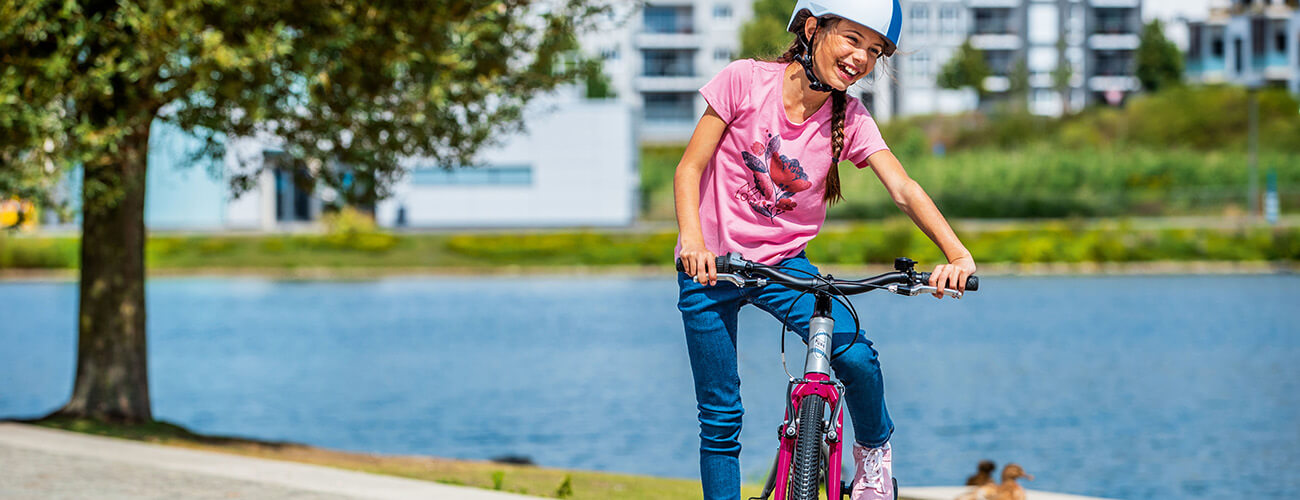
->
[757, 293, 847, 500]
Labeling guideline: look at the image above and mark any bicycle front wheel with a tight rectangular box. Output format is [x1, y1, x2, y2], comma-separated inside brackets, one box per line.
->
[788, 394, 826, 500]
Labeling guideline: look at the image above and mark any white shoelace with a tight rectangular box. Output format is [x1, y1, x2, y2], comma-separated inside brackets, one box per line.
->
[857, 446, 886, 492]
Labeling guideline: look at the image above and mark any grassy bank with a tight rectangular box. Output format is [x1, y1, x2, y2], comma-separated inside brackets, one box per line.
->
[2, 218, 1298, 272]
[641, 86, 1300, 221]
[641, 144, 1300, 221]
[27, 417, 766, 500]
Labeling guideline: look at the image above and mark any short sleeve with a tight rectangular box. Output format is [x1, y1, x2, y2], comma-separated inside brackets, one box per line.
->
[842, 99, 890, 167]
[699, 59, 754, 124]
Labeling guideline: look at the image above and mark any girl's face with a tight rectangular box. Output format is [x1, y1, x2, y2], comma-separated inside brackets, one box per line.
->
[803, 17, 887, 91]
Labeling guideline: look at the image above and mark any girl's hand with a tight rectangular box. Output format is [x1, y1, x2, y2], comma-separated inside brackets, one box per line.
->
[679, 244, 718, 286]
[928, 255, 977, 299]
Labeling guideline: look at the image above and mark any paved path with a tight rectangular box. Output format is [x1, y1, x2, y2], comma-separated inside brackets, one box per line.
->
[0, 423, 545, 500]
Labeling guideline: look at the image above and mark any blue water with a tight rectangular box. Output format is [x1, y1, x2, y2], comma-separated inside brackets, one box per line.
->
[2, 275, 1298, 499]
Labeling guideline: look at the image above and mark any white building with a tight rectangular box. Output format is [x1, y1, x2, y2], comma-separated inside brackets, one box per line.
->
[139, 87, 637, 231]
[1186, 0, 1300, 91]
[583, 1, 754, 143]
[881, 0, 1142, 117]
[375, 92, 637, 228]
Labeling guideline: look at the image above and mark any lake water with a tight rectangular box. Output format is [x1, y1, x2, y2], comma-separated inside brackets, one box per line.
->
[1, 274, 1298, 499]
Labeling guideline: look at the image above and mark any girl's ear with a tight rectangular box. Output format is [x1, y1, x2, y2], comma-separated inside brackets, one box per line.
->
[803, 15, 818, 41]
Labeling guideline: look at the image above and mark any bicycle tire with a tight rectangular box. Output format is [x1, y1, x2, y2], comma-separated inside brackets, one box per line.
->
[788, 394, 826, 500]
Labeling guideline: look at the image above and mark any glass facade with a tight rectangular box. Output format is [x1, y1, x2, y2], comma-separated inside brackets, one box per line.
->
[410, 166, 533, 186]
[643, 92, 696, 123]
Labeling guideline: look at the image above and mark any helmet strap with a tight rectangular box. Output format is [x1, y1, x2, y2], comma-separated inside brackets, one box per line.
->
[796, 32, 833, 93]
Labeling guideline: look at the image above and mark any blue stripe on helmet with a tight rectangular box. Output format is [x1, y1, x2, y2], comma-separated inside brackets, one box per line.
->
[887, 0, 902, 44]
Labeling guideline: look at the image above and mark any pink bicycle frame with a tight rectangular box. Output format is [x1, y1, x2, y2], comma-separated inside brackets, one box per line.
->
[771, 372, 845, 500]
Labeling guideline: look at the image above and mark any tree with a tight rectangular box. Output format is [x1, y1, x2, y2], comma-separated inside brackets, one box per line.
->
[1052, 37, 1074, 115]
[1136, 19, 1183, 93]
[740, 0, 794, 60]
[1, 0, 608, 423]
[937, 40, 990, 99]
[1007, 59, 1030, 113]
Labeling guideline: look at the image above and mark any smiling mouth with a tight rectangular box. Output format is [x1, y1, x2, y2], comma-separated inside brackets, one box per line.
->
[836, 62, 859, 80]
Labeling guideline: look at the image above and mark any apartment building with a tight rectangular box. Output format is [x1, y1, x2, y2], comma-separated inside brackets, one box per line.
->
[583, 1, 1145, 137]
[1186, 0, 1300, 93]
[583, 1, 753, 143]
[887, 0, 1141, 117]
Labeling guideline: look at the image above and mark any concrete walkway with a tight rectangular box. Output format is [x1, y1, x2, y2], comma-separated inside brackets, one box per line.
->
[0, 423, 545, 499]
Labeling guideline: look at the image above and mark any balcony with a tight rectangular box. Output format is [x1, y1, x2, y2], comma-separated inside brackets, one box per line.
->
[1088, 75, 1139, 92]
[635, 75, 707, 93]
[1088, 33, 1140, 50]
[970, 34, 1022, 50]
[643, 5, 694, 34]
[634, 32, 703, 49]
[1089, 0, 1141, 7]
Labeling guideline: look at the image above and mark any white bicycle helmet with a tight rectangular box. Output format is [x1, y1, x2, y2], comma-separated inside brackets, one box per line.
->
[787, 0, 902, 57]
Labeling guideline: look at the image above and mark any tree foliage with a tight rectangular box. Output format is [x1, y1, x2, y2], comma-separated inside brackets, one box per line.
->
[1136, 19, 1183, 93]
[936, 40, 989, 97]
[1, 0, 610, 203]
[739, 0, 793, 60]
[0, 0, 610, 422]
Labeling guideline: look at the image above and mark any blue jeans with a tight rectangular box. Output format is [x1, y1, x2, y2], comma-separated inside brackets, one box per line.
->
[677, 253, 894, 500]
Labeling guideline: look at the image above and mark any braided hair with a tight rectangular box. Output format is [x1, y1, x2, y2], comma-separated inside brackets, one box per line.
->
[776, 17, 847, 205]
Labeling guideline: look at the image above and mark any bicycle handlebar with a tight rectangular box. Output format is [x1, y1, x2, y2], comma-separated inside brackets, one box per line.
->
[675, 253, 979, 297]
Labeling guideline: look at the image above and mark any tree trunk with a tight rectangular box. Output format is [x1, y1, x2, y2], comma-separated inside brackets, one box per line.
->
[53, 123, 153, 423]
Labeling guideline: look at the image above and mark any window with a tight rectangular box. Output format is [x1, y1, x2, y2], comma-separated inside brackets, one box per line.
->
[1094, 8, 1134, 35]
[973, 8, 1012, 35]
[644, 92, 696, 123]
[644, 5, 693, 34]
[1212, 36, 1224, 57]
[908, 52, 931, 78]
[940, 5, 960, 36]
[600, 46, 620, 60]
[713, 48, 734, 61]
[910, 5, 929, 36]
[411, 166, 533, 186]
[713, 3, 732, 19]
[984, 50, 1014, 76]
[1094, 50, 1132, 76]
[266, 152, 315, 222]
[1188, 24, 1202, 59]
[642, 49, 696, 77]
[1234, 37, 1243, 73]
[1277, 32, 1287, 53]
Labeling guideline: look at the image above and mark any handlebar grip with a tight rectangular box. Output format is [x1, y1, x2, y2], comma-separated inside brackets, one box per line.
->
[674, 255, 735, 274]
[917, 272, 979, 291]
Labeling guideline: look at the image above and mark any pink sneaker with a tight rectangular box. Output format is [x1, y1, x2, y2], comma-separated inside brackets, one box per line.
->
[851, 441, 894, 500]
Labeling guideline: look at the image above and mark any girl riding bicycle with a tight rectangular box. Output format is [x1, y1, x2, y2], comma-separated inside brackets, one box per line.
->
[674, 1, 977, 499]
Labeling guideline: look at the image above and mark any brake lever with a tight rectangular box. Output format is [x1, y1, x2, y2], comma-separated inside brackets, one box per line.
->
[887, 284, 962, 299]
[715, 273, 767, 288]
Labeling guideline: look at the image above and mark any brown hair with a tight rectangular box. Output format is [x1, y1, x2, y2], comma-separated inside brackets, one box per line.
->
[774, 18, 847, 205]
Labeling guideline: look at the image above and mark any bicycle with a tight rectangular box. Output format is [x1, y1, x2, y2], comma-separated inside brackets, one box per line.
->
[676, 253, 978, 500]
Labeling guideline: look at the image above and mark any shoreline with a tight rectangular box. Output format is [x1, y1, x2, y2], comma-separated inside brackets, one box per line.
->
[1, 260, 1295, 282]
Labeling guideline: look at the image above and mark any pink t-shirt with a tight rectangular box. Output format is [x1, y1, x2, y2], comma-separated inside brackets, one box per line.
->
[676, 59, 890, 265]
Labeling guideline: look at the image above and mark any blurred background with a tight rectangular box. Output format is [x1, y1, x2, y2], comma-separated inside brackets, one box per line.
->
[2, 1, 1298, 499]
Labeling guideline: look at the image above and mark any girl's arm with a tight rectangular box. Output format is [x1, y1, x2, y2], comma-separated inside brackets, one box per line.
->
[674, 105, 729, 286]
[863, 149, 977, 298]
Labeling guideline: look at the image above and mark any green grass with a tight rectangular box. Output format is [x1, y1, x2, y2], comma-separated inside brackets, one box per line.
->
[3, 219, 1297, 273]
[638, 143, 1300, 221]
